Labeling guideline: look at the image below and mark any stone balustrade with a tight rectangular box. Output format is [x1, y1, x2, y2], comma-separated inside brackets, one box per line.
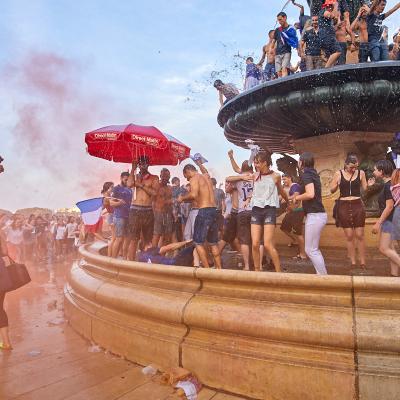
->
[64, 242, 400, 400]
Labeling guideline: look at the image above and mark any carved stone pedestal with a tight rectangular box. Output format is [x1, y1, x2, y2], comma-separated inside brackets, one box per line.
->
[275, 131, 393, 248]
[294, 130, 393, 204]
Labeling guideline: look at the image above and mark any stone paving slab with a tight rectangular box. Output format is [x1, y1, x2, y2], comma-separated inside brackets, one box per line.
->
[0, 258, 245, 400]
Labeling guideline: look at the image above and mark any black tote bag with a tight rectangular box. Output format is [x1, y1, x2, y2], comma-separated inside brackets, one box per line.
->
[7, 261, 31, 291]
[0, 256, 14, 293]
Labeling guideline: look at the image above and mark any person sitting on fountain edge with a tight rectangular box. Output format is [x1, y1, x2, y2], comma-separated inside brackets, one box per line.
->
[213, 80, 239, 108]
[367, 0, 400, 62]
[137, 239, 196, 267]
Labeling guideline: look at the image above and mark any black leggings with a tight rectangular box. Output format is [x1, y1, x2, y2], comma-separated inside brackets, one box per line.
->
[0, 291, 8, 328]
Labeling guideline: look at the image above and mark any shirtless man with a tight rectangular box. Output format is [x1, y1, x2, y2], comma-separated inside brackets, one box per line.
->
[257, 30, 277, 81]
[152, 168, 174, 247]
[178, 163, 222, 269]
[351, 4, 370, 62]
[127, 155, 159, 261]
[335, 0, 356, 65]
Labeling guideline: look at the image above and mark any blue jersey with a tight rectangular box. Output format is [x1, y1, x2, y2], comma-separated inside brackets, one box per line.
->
[112, 184, 132, 219]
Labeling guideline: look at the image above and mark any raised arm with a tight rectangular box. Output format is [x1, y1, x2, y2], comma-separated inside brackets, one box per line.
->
[275, 174, 289, 203]
[384, 1, 400, 18]
[179, 176, 200, 202]
[291, 0, 305, 14]
[360, 170, 368, 192]
[127, 161, 137, 188]
[194, 160, 209, 176]
[226, 174, 253, 182]
[228, 150, 241, 173]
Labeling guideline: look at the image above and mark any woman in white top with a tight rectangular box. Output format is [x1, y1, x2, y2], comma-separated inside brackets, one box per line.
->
[2, 216, 24, 263]
[248, 152, 288, 272]
[54, 218, 67, 259]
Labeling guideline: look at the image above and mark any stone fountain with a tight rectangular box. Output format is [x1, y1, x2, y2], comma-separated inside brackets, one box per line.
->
[218, 62, 400, 245]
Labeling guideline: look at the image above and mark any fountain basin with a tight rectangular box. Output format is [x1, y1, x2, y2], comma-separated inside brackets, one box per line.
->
[65, 242, 400, 400]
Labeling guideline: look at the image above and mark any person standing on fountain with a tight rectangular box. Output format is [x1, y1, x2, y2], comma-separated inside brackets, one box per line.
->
[335, 0, 357, 65]
[330, 154, 368, 269]
[244, 57, 261, 90]
[281, 175, 307, 260]
[249, 151, 288, 272]
[152, 168, 174, 248]
[257, 30, 277, 81]
[111, 172, 132, 258]
[318, 0, 343, 68]
[293, 152, 328, 275]
[367, 0, 400, 62]
[226, 160, 255, 271]
[178, 164, 222, 269]
[272, 12, 299, 78]
[351, 4, 370, 62]
[301, 15, 324, 70]
[127, 156, 159, 261]
[372, 161, 400, 277]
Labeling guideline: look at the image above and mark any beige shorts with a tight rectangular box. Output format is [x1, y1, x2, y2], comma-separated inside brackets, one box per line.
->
[275, 53, 291, 73]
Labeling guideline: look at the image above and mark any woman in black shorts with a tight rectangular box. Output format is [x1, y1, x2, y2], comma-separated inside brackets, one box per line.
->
[330, 153, 368, 269]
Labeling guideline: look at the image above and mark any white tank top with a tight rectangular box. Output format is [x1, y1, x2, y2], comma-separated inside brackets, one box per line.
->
[250, 173, 279, 209]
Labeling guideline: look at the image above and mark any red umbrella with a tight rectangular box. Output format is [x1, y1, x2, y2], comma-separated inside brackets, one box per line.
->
[85, 124, 190, 166]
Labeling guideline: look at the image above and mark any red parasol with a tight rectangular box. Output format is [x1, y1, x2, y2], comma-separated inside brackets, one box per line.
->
[85, 124, 190, 166]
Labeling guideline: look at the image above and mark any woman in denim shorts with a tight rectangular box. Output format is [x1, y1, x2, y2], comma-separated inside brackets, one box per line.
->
[250, 152, 288, 272]
[373, 161, 400, 277]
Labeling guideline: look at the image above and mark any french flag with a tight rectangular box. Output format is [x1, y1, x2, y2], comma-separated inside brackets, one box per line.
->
[76, 197, 104, 233]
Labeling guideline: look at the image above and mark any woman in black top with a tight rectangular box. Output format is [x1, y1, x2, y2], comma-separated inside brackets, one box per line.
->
[0, 215, 12, 350]
[293, 152, 328, 275]
[372, 160, 400, 276]
[330, 153, 368, 269]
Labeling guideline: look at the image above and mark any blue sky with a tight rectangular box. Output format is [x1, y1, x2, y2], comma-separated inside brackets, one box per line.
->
[1, 0, 400, 211]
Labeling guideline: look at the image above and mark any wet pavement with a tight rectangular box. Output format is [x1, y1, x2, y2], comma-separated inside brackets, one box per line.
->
[0, 256, 244, 400]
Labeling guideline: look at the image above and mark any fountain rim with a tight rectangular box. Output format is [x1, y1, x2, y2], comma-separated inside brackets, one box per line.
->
[217, 61, 400, 128]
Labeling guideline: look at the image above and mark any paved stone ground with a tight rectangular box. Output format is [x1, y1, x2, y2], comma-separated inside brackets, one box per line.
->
[1, 245, 395, 400]
[0, 257, 244, 400]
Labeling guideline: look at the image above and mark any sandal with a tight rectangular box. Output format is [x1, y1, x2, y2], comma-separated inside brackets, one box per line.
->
[293, 255, 307, 261]
[0, 343, 13, 351]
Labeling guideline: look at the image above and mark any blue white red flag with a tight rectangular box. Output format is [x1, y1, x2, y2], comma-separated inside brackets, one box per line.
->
[76, 198, 103, 228]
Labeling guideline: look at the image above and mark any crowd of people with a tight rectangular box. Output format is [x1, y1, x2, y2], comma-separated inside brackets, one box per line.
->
[214, 0, 400, 105]
[68, 147, 400, 278]
[0, 213, 82, 264]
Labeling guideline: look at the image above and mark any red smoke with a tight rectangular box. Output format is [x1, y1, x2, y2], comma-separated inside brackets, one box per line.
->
[3, 50, 132, 208]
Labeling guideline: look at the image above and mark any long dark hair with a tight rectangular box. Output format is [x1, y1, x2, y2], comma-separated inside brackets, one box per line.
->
[101, 182, 114, 195]
[299, 152, 315, 169]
